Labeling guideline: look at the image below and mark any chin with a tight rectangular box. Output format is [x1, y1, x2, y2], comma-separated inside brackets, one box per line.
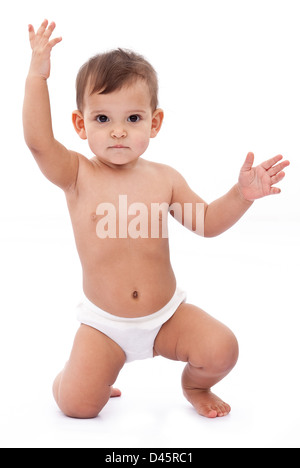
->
[99, 154, 141, 168]
[112, 152, 141, 163]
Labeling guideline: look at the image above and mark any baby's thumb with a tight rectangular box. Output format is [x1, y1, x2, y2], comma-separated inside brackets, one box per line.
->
[241, 152, 254, 171]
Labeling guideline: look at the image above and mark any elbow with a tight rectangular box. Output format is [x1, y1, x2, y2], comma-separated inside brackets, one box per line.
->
[23, 129, 42, 155]
[24, 142, 46, 160]
[203, 230, 221, 238]
[202, 207, 219, 237]
[202, 205, 224, 237]
[24, 137, 39, 155]
[204, 225, 230, 238]
[24, 135, 54, 159]
[191, 224, 220, 238]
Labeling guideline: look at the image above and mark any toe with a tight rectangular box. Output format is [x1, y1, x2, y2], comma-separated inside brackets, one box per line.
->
[207, 409, 218, 418]
[217, 402, 231, 417]
[110, 387, 122, 398]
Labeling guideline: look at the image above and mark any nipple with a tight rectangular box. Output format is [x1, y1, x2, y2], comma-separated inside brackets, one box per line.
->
[132, 291, 139, 299]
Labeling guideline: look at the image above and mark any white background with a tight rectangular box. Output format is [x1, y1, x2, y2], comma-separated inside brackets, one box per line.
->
[0, 0, 299, 448]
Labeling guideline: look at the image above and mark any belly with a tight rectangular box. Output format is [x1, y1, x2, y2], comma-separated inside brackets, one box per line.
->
[79, 237, 177, 317]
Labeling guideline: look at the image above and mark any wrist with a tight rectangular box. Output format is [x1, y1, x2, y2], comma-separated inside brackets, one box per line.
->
[235, 183, 254, 205]
[27, 57, 50, 81]
[26, 72, 48, 86]
[27, 62, 49, 77]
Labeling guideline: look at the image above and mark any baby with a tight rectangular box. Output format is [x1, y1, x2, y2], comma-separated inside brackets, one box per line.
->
[23, 20, 289, 419]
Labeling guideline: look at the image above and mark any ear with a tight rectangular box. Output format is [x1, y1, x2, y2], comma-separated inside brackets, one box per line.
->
[72, 110, 87, 140]
[150, 108, 164, 138]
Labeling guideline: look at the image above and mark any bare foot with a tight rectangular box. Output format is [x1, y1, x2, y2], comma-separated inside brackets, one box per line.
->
[183, 388, 231, 418]
[110, 387, 122, 398]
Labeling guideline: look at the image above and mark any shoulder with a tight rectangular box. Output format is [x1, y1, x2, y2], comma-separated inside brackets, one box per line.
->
[143, 161, 191, 199]
[142, 160, 185, 183]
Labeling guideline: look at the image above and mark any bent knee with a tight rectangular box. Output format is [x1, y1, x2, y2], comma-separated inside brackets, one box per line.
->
[57, 398, 105, 419]
[53, 382, 110, 419]
[212, 331, 239, 374]
[190, 328, 239, 374]
[64, 406, 101, 420]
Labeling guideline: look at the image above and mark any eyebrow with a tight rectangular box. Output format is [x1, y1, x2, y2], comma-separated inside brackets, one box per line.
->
[90, 109, 148, 115]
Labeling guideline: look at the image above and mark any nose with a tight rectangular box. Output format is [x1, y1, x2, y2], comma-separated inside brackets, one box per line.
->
[111, 126, 127, 139]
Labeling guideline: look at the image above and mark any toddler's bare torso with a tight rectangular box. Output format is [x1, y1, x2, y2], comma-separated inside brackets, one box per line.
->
[65, 156, 177, 318]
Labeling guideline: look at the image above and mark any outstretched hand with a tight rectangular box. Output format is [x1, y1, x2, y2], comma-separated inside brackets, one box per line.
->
[28, 19, 62, 79]
[237, 152, 290, 201]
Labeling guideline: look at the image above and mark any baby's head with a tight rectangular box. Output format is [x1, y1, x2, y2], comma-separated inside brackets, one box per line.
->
[72, 49, 163, 167]
[76, 48, 159, 114]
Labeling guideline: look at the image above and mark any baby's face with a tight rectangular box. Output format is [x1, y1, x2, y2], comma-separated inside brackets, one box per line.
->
[75, 80, 163, 168]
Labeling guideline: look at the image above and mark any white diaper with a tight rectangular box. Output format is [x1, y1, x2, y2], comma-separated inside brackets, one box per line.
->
[76, 288, 187, 363]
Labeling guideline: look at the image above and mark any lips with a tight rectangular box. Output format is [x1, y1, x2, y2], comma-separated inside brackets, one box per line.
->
[110, 145, 128, 149]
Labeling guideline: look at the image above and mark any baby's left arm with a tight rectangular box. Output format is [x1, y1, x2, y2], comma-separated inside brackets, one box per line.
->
[169, 152, 290, 237]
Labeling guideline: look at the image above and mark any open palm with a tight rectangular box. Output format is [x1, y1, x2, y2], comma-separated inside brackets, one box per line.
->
[28, 20, 62, 79]
[238, 152, 290, 201]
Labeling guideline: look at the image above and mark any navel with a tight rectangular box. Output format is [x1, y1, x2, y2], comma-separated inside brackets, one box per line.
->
[132, 291, 139, 299]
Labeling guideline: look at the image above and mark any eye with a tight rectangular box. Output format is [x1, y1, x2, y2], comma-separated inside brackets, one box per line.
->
[96, 115, 109, 123]
[128, 115, 140, 123]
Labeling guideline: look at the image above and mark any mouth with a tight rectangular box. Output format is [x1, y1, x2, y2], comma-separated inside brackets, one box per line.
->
[109, 145, 129, 149]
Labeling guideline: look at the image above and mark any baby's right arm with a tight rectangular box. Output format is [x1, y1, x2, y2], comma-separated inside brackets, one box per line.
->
[23, 20, 79, 191]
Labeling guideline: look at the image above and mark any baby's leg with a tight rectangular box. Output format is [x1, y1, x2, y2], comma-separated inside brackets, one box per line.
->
[154, 303, 239, 418]
[53, 324, 126, 419]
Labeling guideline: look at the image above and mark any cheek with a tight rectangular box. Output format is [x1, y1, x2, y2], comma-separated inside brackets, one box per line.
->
[135, 137, 150, 154]
[86, 129, 104, 152]
[133, 128, 151, 151]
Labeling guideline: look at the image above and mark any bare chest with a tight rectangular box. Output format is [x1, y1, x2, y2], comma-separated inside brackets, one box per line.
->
[67, 167, 173, 241]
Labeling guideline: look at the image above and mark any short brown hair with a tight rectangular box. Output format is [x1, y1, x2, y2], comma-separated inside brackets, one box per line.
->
[76, 48, 159, 112]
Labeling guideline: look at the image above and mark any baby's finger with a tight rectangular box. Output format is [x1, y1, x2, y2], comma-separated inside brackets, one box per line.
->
[261, 154, 283, 171]
[36, 19, 49, 37]
[44, 21, 57, 39]
[28, 24, 35, 44]
[268, 160, 290, 177]
[241, 152, 254, 172]
[269, 187, 281, 195]
[271, 171, 286, 185]
[49, 36, 63, 49]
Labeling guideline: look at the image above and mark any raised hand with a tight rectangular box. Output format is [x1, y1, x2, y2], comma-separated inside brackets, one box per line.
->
[28, 19, 62, 79]
[238, 152, 290, 201]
